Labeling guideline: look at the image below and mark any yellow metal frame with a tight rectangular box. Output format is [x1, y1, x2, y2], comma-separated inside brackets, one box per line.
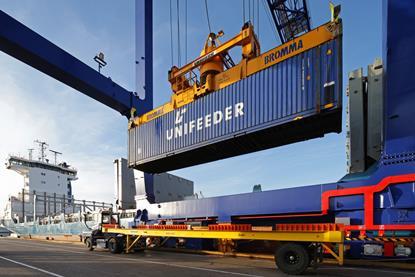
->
[125, 235, 142, 253]
[103, 227, 345, 265]
[322, 243, 344, 266]
[168, 24, 257, 82]
[130, 20, 342, 128]
[104, 228, 343, 243]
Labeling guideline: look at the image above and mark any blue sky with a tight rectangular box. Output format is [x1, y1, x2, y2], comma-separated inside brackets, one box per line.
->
[0, 0, 382, 207]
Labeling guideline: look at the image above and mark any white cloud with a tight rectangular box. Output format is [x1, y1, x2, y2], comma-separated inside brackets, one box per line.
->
[0, 56, 124, 211]
[0, 3, 131, 214]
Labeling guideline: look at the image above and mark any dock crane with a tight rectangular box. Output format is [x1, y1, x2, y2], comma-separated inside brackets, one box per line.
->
[0, 0, 415, 275]
[266, 0, 311, 43]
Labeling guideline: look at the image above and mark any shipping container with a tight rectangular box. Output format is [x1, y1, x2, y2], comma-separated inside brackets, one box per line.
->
[129, 37, 342, 173]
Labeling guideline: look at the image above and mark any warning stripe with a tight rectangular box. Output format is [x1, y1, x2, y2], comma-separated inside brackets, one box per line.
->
[346, 237, 415, 242]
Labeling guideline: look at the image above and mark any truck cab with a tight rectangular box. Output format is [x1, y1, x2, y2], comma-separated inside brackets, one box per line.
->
[83, 210, 123, 253]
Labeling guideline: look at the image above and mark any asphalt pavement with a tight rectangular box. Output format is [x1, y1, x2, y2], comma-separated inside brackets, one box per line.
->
[0, 237, 414, 277]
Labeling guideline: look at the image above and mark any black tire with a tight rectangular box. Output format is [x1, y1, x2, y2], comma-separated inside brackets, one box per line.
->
[85, 237, 94, 251]
[108, 237, 124, 254]
[275, 243, 310, 275]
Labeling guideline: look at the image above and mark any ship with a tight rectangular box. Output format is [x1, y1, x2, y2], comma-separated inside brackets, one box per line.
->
[0, 141, 196, 237]
[1, 140, 112, 236]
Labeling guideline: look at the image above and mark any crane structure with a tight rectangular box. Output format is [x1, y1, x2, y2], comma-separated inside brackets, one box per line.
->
[266, 0, 311, 43]
[0, 1, 152, 118]
[0, 0, 415, 273]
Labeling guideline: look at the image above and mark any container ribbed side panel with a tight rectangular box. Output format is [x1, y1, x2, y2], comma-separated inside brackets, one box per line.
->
[129, 38, 342, 173]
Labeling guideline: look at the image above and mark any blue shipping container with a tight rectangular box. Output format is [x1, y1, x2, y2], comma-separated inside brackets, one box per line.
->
[129, 37, 342, 173]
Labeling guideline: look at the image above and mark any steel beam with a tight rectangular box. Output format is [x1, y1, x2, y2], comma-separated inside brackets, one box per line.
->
[0, 9, 144, 117]
[104, 228, 344, 243]
[135, 0, 153, 116]
[266, 0, 311, 43]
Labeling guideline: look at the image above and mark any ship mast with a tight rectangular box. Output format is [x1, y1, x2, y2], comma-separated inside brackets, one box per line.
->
[49, 149, 62, 165]
[34, 140, 48, 162]
[27, 148, 34, 160]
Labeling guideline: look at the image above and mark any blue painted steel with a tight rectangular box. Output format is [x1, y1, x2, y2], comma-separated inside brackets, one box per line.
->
[383, 0, 415, 155]
[134, 0, 154, 192]
[139, 183, 324, 222]
[135, 161, 415, 226]
[266, 0, 311, 43]
[0, 9, 148, 117]
[348, 241, 364, 258]
[135, 0, 153, 116]
[129, 38, 342, 172]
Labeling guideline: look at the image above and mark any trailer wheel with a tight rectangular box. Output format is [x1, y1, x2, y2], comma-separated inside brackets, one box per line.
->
[275, 243, 310, 275]
[85, 238, 93, 251]
[108, 237, 124, 254]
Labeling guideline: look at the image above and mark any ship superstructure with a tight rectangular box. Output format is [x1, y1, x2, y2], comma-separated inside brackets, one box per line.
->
[3, 141, 77, 222]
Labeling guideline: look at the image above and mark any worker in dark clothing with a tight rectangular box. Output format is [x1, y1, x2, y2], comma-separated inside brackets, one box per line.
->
[141, 209, 149, 224]
[134, 209, 142, 227]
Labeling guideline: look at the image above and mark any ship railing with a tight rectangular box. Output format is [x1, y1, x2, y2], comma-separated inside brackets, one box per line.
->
[10, 189, 113, 224]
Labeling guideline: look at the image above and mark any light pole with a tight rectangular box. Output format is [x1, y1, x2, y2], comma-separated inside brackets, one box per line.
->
[94, 52, 107, 73]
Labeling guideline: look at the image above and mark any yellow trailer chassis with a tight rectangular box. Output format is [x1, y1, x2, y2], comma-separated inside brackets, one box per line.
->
[101, 226, 345, 275]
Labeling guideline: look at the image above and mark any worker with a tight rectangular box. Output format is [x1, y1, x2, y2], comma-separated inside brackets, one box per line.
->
[13, 214, 18, 224]
[115, 199, 121, 211]
[141, 209, 149, 224]
[134, 209, 142, 227]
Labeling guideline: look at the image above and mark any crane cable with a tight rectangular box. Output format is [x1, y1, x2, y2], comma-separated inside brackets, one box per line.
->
[169, 0, 174, 66]
[177, 0, 181, 66]
[248, 0, 251, 22]
[185, 0, 188, 62]
[204, 0, 212, 34]
[253, 0, 255, 24]
[243, 0, 246, 23]
[257, 0, 260, 40]
[252, 0, 255, 27]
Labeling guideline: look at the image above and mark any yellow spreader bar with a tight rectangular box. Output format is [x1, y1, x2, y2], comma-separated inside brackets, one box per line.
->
[104, 228, 344, 243]
[131, 20, 342, 128]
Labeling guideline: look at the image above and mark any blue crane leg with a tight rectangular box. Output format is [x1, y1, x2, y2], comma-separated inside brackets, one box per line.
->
[135, 0, 153, 115]
[382, 0, 415, 155]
